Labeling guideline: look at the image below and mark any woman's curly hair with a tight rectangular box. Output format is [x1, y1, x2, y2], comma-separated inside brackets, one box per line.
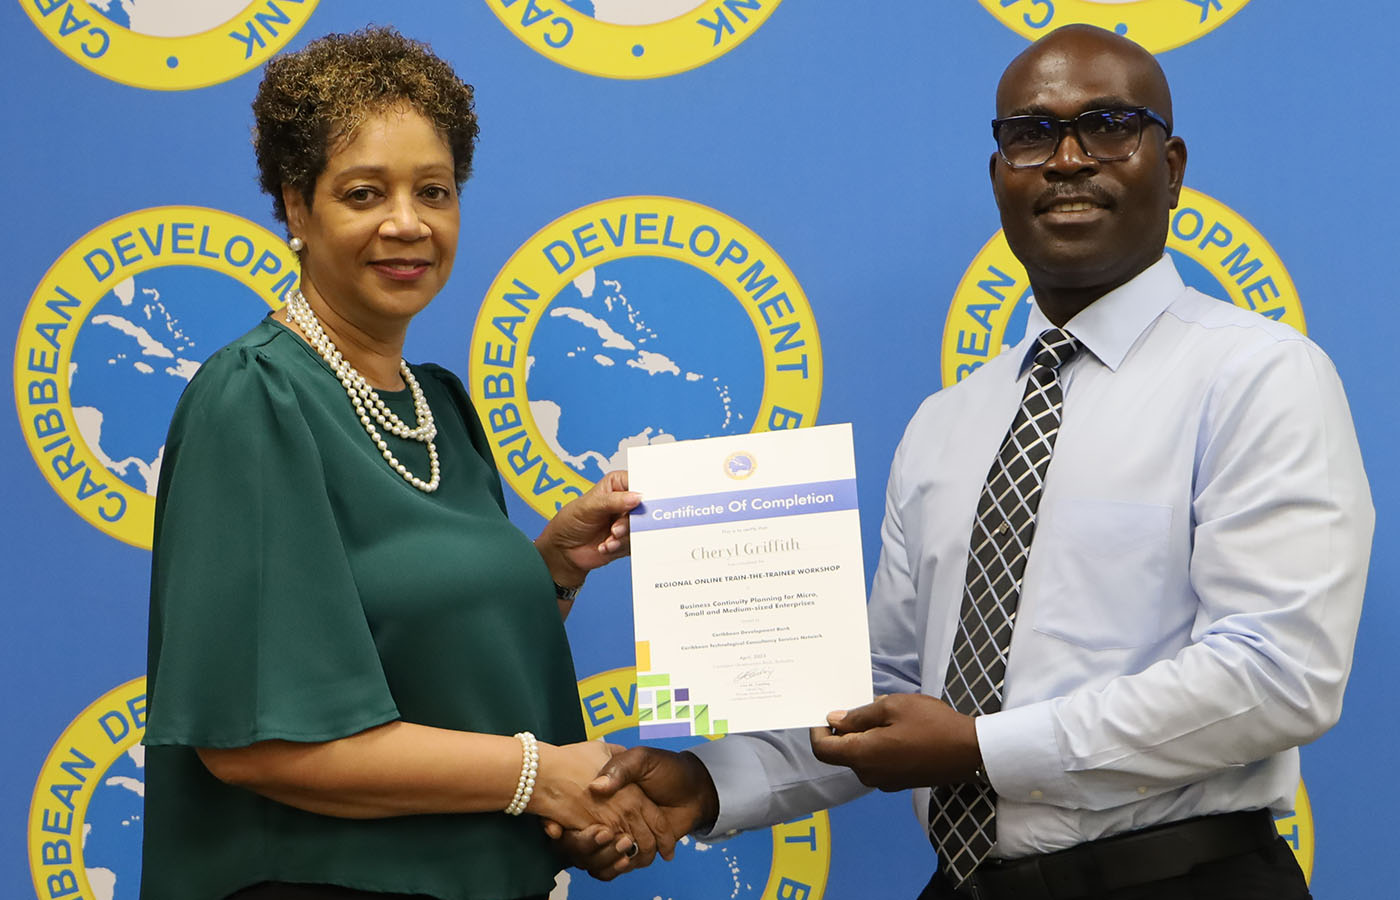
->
[252, 26, 479, 224]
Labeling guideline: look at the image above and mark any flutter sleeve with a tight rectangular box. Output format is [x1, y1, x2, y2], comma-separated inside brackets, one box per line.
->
[144, 342, 400, 748]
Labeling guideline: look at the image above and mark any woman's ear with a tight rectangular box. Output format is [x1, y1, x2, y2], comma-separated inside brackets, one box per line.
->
[282, 183, 309, 241]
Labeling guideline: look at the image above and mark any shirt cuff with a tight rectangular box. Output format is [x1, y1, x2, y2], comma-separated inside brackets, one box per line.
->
[976, 701, 1077, 806]
[687, 737, 774, 841]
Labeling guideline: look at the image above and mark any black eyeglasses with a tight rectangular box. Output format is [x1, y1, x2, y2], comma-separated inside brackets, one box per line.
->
[991, 107, 1171, 168]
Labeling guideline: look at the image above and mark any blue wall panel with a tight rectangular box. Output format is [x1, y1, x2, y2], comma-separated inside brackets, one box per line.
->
[3, 2, 1394, 897]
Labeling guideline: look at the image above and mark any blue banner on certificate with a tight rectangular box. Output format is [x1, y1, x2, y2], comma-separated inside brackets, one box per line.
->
[628, 424, 873, 737]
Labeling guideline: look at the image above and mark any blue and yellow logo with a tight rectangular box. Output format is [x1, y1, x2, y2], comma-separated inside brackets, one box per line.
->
[21, 0, 318, 91]
[13, 206, 298, 548]
[943, 186, 1303, 386]
[572, 667, 831, 899]
[980, 0, 1253, 52]
[724, 451, 757, 480]
[484, 0, 782, 79]
[468, 195, 821, 517]
[28, 677, 147, 900]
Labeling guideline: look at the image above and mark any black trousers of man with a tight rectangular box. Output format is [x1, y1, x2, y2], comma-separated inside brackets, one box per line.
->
[920, 835, 1311, 900]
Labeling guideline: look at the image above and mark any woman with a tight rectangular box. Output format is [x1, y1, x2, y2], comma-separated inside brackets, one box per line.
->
[142, 28, 665, 900]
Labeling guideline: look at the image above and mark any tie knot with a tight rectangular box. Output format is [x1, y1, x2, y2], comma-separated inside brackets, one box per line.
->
[1033, 328, 1080, 372]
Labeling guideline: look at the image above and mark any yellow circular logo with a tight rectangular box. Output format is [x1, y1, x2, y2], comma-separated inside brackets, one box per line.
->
[28, 677, 147, 900]
[573, 667, 831, 898]
[468, 195, 821, 517]
[942, 186, 1302, 386]
[724, 450, 757, 480]
[13, 206, 299, 548]
[483, 0, 782, 79]
[20, 0, 319, 91]
[979, 0, 1253, 52]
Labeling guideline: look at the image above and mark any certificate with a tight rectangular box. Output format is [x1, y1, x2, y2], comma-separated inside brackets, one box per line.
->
[628, 423, 872, 737]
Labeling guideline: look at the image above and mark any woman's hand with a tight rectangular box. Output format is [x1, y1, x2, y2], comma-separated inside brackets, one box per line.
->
[527, 740, 676, 867]
[546, 746, 716, 880]
[534, 470, 640, 592]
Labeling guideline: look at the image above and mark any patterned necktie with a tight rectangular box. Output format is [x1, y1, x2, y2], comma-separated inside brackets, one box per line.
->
[928, 328, 1081, 886]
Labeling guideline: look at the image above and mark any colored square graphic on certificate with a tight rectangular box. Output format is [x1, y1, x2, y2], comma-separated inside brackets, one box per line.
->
[628, 424, 873, 736]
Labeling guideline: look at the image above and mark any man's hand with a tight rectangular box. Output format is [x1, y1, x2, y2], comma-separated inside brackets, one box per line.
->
[545, 747, 719, 881]
[809, 693, 982, 791]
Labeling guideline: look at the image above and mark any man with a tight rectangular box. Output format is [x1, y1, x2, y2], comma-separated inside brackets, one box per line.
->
[559, 24, 1373, 899]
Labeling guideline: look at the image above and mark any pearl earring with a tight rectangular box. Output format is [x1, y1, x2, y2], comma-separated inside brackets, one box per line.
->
[288, 236, 305, 252]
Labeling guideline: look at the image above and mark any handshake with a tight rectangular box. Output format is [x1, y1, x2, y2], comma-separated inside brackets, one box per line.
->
[538, 744, 718, 881]
[540, 693, 982, 881]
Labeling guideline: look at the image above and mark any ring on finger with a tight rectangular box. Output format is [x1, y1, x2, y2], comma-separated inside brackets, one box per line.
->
[625, 841, 640, 859]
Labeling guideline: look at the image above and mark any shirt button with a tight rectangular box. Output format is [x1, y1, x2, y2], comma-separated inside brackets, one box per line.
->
[1029, 789, 1043, 800]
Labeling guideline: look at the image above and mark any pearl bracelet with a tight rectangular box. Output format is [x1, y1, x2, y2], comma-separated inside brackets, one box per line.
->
[504, 731, 538, 816]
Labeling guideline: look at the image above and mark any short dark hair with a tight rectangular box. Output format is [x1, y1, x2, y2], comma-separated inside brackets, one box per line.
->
[251, 26, 480, 224]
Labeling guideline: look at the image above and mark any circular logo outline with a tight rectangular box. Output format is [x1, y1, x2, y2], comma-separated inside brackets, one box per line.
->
[576, 666, 832, 898]
[724, 450, 757, 480]
[20, 0, 319, 91]
[941, 185, 1303, 387]
[483, 0, 782, 80]
[13, 205, 299, 548]
[468, 195, 822, 517]
[978, 0, 1254, 53]
[28, 677, 147, 900]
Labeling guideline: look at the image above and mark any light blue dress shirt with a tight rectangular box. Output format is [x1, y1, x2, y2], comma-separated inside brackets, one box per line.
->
[689, 255, 1374, 858]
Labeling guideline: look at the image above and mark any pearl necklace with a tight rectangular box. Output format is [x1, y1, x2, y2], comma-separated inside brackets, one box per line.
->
[285, 289, 441, 493]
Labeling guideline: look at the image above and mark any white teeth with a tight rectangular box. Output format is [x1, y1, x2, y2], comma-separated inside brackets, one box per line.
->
[1050, 201, 1097, 212]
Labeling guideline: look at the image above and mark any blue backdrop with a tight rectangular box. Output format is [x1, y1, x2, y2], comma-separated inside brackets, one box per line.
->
[4, 2, 1395, 898]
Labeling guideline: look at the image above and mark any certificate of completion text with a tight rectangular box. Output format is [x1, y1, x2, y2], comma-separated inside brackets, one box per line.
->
[628, 423, 872, 737]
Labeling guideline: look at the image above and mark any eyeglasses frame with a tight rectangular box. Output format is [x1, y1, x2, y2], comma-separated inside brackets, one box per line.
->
[990, 106, 1172, 169]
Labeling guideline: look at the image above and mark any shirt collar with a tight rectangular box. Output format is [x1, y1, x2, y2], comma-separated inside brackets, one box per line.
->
[1019, 254, 1186, 374]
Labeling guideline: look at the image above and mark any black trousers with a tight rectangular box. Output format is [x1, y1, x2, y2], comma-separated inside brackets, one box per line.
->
[919, 836, 1311, 900]
[225, 884, 548, 900]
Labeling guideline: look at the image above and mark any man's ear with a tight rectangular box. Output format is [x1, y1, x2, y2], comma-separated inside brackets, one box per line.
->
[1164, 136, 1187, 209]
